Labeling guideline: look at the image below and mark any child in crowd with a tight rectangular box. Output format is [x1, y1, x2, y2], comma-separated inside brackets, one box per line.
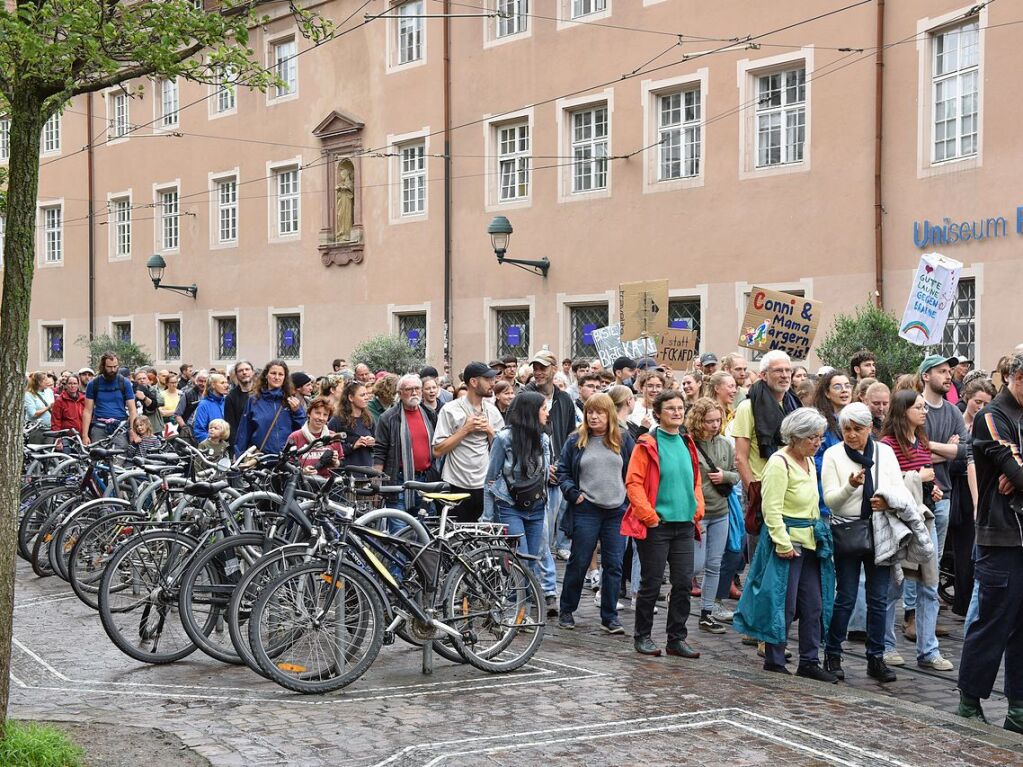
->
[195, 418, 230, 474]
[286, 396, 341, 477]
[127, 417, 162, 459]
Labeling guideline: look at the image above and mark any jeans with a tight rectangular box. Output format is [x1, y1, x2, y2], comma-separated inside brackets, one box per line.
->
[389, 469, 432, 535]
[693, 514, 728, 613]
[825, 552, 891, 659]
[559, 500, 627, 625]
[546, 486, 565, 548]
[496, 498, 547, 583]
[634, 521, 695, 643]
[848, 572, 868, 633]
[717, 548, 745, 600]
[884, 520, 941, 662]
[765, 547, 823, 668]
[903, 498, 949, 610]
[958, 546, 1023, 701]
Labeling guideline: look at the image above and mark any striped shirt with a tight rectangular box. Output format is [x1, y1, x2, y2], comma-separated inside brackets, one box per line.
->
[881, 435, 931, 473]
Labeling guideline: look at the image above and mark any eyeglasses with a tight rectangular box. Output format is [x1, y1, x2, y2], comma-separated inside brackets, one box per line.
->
[831, 383, 854, 391]
[805, 434, 824, 443]
[661, 406, 686, 413]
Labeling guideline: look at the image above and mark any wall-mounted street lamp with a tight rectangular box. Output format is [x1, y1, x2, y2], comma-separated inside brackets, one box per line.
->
[146, 254, 198, 299]
[488, 216, 550, 278]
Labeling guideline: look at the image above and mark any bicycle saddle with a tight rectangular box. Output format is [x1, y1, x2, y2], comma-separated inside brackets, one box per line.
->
[182, 480, 230, 498]
[401, 481, 449, 493]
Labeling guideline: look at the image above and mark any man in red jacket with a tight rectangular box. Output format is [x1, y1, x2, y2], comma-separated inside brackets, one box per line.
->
[51, 374, 86, 434]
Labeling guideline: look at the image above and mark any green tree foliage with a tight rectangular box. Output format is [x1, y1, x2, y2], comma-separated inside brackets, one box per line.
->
[816, 302, 926, 386]
[75, 334, 153, 372]
[351, 335, 427, 376]
[0, 0, 336, 738]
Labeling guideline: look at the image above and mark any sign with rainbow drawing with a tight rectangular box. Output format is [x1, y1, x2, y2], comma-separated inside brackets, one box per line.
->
[738, 287, 822, 360]
[898, 252, 962, 346]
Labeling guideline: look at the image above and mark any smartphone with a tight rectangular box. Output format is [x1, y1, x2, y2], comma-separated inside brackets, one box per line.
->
[790, 542, 802, 557]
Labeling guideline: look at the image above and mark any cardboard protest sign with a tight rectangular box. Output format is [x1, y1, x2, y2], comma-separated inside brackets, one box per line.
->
[898, 253, 963, 346]
[619, 280, 669, 342]
[655, 329, 698, 371]
[592, 323, 657, 369]
[738, 287, 821, 360]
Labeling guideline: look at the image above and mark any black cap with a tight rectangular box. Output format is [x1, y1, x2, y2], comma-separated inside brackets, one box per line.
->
[291, 371, 312, 389]
[635, 357, 661, 370]
[463, 361, 498, 382]
[613, 356, 637, 372]
[419, 365, 440, 379]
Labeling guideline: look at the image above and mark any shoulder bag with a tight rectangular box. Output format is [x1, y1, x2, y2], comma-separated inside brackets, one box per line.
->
[830, 456, 877, 559]
[694, 440, 733, 497]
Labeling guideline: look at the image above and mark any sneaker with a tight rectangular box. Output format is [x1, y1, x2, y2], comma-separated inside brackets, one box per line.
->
[601, 620, 625, 635]
[712, 602, 734, 623]
[586, 569, 601, 591]
[634, 635, 661, 656]
[545, 595, 558, 618]
[699, 615, 727, 634]
[797, 663, 839, 684]
[883, 651, 905, 667]
[629, 597, 657, 614]
[918, 654, 954, 671]
[556, 548, 572, 561]
[665, 640, 701, 658]
[557, 613, 575, 630]
[593, 591, 624, 610]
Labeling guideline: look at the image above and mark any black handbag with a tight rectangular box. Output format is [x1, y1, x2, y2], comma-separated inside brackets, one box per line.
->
[505, 459, 546, 510]
[694, 441, 733, 497]
[830, 457, 878, 558]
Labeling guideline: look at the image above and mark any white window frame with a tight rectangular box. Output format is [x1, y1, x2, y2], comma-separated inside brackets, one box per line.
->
[268, 33, 299, 103]
[155, 313, 184, 365]
[387, 128, 430, 223]
[106, 91, 131, 142]
[484, 297, 536, 361]
[484, 109, 533, 211]
[268, 306, 305, 365]
[556, 89, 613, 203]
[153, 180, 181, 254]
[0, 116, 10, 161]
[641, 70, 708, 194]
[209, 65, 238, 118]
[387, 302, 432, 361]
[41, 113, 61, 156]
[157, 77, 179, 129]
[208, 169, 239, 248]
[486, 0, 530, 47]
[209, 310, 241, 364]
[107, 190, 132, 261]
[38, 200, 64, 267]
[557, 290, 615, 362]
[497, 121, 531, 204]
[38, 321, 67, 367]
[916, 6, 986, 178]
[266, 157, 302, 242]
[558, 0, 610, 28]
[388, 1, 426, 73]
[737, 47, 814, 180]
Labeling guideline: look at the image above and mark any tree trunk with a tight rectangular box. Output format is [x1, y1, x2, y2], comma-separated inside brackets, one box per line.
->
[0, 88, 47, 741]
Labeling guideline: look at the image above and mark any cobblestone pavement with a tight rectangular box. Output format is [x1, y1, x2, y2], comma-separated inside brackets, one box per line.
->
[9, 558, 1023, 767]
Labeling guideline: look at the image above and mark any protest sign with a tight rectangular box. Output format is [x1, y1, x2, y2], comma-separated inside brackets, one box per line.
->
[898, 252, 963, 346]
[738, 287, 822, 360]
[619, 280, 669, 342]
[592, 323, 657, 369]
[655, 329, 698, 370]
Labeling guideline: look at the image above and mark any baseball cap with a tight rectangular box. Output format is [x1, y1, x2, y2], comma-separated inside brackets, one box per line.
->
[488, 359, 505, 371]
[464, 361, 498, 382]
[699, 353, 719, 366]
[530, 350, 558, 368]
[635, 357, 661, 371]
[919, 354, 959, 375]
[78, 367, 95, 375]
[613, 356, 637, 372]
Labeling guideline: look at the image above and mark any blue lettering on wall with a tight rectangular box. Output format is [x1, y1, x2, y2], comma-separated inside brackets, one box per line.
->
[913, 213, 1009, 248]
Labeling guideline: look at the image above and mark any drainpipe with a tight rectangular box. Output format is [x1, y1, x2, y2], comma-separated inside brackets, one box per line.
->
[86, 93, 96, 336]
[442, 0, 452, 369]
[873, 0, 885, 307]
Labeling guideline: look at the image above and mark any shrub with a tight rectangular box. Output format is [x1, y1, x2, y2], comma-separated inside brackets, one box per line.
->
[816, 302, 925, 386]
[350, 334, 426, 375]
[75, 334, 153, 371]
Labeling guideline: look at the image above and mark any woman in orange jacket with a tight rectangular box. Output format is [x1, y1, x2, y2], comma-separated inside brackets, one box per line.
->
[626, 390, 706, 658]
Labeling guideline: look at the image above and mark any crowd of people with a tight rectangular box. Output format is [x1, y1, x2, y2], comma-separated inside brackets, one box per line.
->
[23, 342, 1023, 730]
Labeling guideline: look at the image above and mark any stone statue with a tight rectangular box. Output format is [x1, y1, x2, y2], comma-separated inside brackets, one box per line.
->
[334, 159, 355, 242]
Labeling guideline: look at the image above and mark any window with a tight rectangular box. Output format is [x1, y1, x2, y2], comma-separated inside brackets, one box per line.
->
[399, 142, 426, 216]
[0, 117, 9, 161]
[158, 187, 179, 251]
[213, 67, 237, 114]
[570, 304, 608, 358]
[42, 205, 62, 263]
[161, 319, 182, 361]
[571, 106, 608, 193]
[755, 67, 805, 167]
[932, 21, 979, 163]
[112, 321, 132, 343]
[109, 93, 130, 139]
[397, 1, 424, 65]
[667, 298, 701, 349]
[658, 88, 701, 180]
[572, 0, 605, 18]
[276, 314, 301, 359]
[936, 278, 975, 361]
[497, 122, 530, 202]
[111, 197, 131, 258]
[44, 326, 64, 363]
[42, 113, 60, 154]
[274, 167, 300, 236]
[495, 307, 529, 358]
[272, 38, 297, 99]
[216, 317, 237, 360]
[497, 0, 527, 37]
[216, 177, 238, 244]
[397, 313, 427, 351]
[159, 78, 179, 127]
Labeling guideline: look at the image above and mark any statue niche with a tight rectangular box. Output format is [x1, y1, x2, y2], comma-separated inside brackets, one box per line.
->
[313, 109, 365, 267]
[335, 159, 355, 242]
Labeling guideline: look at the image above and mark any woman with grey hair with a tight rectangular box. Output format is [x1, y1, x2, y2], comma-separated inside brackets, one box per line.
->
[734, 407, 838, 682]
[820, 402, 903, 683]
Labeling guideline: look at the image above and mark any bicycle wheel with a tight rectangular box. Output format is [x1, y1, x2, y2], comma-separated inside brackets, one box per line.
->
[29, 495, 80, 578]
[18, 487, 81, 561]
[443, 546, 545, 673]
[52, 498, 133, 582]
[69, 510, 146, 610]
[98, 529, 201, 664]
[179, 532, 268, 665]
[248, 561, 384, 694]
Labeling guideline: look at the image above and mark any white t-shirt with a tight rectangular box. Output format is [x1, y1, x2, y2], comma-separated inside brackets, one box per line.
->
[432, 398, 505, 489]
